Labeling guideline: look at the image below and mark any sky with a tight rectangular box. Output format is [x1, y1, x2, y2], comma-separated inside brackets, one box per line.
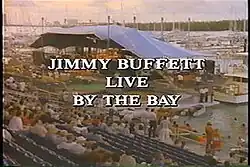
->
[4, 0, 248, 25]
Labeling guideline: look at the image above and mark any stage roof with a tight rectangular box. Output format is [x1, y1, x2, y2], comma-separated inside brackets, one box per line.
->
[30, 25, 205, 58]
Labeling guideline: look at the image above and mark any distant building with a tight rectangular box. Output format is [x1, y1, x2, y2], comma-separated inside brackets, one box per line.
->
[67, 19, 78, 26]
[53, 21, 61, 26]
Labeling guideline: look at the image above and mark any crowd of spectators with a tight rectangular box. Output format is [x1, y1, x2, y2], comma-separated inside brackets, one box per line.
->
[3, 76, 248, 167]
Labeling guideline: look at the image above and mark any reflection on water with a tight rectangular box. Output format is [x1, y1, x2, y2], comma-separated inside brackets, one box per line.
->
[210, 104, 247, 139]
[178, 103, 248, 159]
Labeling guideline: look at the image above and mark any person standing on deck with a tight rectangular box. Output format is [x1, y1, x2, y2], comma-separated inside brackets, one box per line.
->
[199, 88, 205, 103]
[210, 89, 214, 103]
[195, 75, 202, 87]
[177, 74, 184, 87]
[237, 136, 246, 147]
[205, 121, 214, 154]
[180, 141, 188, 150]
[159, 116, 173, 144]
[204, 87, 209, 103]
[148, 109, 157, 138]
[212, 129, 222, 153]
[142, 108, 149, 135]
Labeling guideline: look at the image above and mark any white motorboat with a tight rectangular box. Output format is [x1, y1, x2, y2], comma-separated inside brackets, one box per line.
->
[193, 105, 206, 117]
[214, 72, 248, 104]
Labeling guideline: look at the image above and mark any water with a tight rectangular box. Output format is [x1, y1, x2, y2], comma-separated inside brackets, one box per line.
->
[177, 103, 248, 159]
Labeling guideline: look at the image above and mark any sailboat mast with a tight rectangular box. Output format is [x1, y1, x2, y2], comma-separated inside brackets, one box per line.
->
[172, 13, 175, 31]
[120, 0, 124, 26]
[107, 15, 111, 49]
[243, 1, 247, 32]
[133, 16, 138, 29]
[161, 17, 164, 40]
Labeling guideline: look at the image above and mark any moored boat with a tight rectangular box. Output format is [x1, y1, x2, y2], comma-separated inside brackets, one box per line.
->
[214, 72, 248, 104]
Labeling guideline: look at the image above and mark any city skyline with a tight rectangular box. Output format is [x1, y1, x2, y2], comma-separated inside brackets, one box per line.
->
[4, 0, 248, 25]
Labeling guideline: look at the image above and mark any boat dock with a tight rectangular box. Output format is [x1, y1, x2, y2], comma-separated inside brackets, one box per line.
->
[178, 101, 220, 109]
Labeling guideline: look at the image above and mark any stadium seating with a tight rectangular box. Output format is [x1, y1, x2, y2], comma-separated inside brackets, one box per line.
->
[3, 139, 53, 167]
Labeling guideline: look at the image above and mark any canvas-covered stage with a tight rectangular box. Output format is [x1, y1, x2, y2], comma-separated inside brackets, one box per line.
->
[30, 25, 205, 59]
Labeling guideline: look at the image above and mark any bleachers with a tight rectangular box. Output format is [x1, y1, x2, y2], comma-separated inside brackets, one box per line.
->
[28, 133, 86, 165]
[14, 133, 77, 166]
[3, 138, 53, 167]
[96, 129, 186, 165]
[51, 124, 216, 166]
[3, 121, 222, 167]
[3, 126, 79, 167]
[134, 133, 209, 165]
[3, 153, 19, 166]
[92, 128, 213, 166]
[55, 124, 147, 163]
[95, 130, 150, 163]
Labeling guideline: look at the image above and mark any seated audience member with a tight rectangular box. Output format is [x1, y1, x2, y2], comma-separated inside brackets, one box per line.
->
[10, 80, 18, 90]
[18, 99, 25, 111]
[4, 109, 11, 125]
[73, 125, 87, 134]
[92, 117, 101, 126]
[84, 128, 103, 142]
[57, 133, 75, 150]
[237, 136, 246, 147]
[51, 130, 68, 145]
[76, 136, 87, 144]
[110, 123, 119, 134]
[22, 110, 31, 126]
[136, 124, 144, 135]
[111, 153, 120, 167]
[8, 110, 23, 131]
[228, 152, 238, 165]
[151, 152, 165, 166]
[3, 129, 13, 141]
[102, 153, 114, 167]
[99, 120, 109, 131]
[30, 120, 48, 137]
[45, 124, 59, 141]
[180, 141, 188, 150]
[5, 77, 14, 87]
[119, 149, 137, 167]
[57, 134, 86, 155]
[224, 161, 230, 167]
[19, 82, 26, 92]
[174, 139, 180, 146]
[28, 112, 36, 126]
[239, 157, 247, 164]
[85, 142, 97, 153]
[121, 124, 130, 136]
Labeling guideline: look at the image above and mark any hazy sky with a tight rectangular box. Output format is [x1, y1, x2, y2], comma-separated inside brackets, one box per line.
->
[4, 0, 248, 24]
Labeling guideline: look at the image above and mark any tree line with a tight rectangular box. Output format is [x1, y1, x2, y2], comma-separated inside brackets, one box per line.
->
[96, 20, 248, 31]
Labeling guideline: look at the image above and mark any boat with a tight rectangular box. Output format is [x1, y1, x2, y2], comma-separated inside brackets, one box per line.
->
[229, 147, 248, 159]
[170, 127, 207, 145]
[213, 72, 248, 104]
[192, 105, 206, 117]
[156, 101, 219, 119]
